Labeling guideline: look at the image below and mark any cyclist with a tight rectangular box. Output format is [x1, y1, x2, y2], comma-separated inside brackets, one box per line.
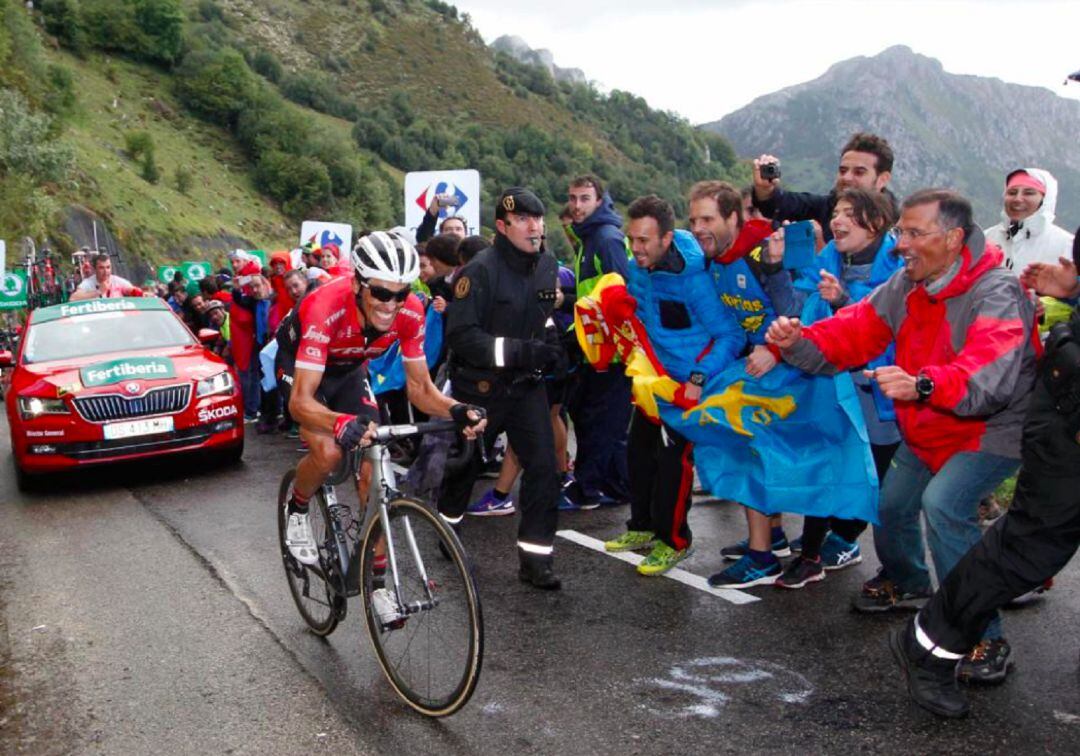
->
[280, 230, 485, 565]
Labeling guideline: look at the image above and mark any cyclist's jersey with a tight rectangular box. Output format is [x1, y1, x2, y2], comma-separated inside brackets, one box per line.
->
[291, 276, 426, 374]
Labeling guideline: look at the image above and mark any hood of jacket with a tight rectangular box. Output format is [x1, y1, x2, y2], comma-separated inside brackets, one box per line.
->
[715, 219, 773, 265]
[999, 167, 1059, 238]
[931, 227, 1004, 301]
[573, 193, 623, 240]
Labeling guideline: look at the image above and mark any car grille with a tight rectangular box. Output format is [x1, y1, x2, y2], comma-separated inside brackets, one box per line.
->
[51, 426, 214, 460]
[73, 384, 192, 423]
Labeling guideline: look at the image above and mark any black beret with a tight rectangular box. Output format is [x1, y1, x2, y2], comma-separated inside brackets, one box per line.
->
[495, 186, 545, 220]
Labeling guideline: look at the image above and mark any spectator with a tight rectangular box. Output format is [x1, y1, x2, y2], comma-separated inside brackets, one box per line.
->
[267, 250, 295, 334]
[458, 235, 488, 265]
[233, 274, 277, 432]
[69, 254, 142, 300]
[775, 188, 903, 589]
[563, 174, 633, 510]
[202, 300, 230, 359]
[891, 229, 1080, 718]
[424, 233, 462, 316]
[768, 189, 1038, 682]
[601, 195, 743, 575]
[985, 168, 1075, 273]
[418, 252, 436, 286]
[183, 293, 207, 331]
[687, 179, 792, 587]
[166, 282, 187, 314]
[741, 186, 764, 221]
[752, 132, 897, 242]
[416, 192, 468, 243]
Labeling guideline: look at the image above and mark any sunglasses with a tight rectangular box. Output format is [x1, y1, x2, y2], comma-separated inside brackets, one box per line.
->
[364, 283, 410, 303]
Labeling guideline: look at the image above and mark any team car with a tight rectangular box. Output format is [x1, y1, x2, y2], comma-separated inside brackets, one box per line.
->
[1, 297, 243, 488]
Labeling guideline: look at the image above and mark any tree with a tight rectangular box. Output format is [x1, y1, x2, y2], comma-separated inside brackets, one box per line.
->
[174, 48, 256, 127]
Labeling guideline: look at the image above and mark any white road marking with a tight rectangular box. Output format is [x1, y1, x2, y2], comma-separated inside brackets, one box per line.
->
[555, 529, 760, 605]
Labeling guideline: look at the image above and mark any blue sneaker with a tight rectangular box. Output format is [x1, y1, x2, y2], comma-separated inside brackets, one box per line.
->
[466, 490, 515, 517]
[820, 532, 862, 571]
[720, 535, 791, 561]
[708, 554, 781, 588]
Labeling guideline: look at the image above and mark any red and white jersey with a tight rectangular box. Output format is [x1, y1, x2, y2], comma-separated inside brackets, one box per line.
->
[293, 276, 426, 373]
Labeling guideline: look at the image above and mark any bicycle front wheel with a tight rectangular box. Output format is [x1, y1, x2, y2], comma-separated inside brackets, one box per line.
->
[360, 497, 483, 717]
[277, 471, 341, 637]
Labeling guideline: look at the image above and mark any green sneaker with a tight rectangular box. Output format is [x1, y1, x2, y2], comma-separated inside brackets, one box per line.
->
[604, 530, 656, 553]
[637, 542, 693, 576]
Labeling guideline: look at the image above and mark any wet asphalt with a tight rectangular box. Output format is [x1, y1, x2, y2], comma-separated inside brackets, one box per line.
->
[2, 421, 1080, 754]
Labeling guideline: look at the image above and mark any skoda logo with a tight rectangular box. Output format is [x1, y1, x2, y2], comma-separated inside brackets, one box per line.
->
[124, 382, 141, 395]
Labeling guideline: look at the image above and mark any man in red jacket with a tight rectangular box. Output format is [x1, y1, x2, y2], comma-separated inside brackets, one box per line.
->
[767, 189, 1038, 685]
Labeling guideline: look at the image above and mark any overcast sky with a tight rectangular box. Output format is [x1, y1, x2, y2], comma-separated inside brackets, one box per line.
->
[456, 0, 1080, 125]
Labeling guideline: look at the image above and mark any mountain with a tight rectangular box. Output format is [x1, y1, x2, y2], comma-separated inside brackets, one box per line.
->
[702, 45, 1080, 231]
[490, 35, 586, 86]
[0, 0, 743, 278]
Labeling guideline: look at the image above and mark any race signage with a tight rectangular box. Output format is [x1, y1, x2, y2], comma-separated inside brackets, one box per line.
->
[0, 270, 28, 311]
[157, 261, 213, 284]
[80, 356, 176, 388]
[34, 296, 168, 323]
[300, 222, 353, 254]
[404, 169, 481, 238]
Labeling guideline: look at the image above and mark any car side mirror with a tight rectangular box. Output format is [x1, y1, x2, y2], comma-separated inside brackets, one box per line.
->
[197, 329, 220, 345]
[0, 350, 13, 368]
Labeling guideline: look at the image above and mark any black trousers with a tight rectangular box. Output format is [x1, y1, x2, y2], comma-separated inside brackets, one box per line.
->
[800, 441, 899, 559]
[626, 409, 694, 551]
[919, 379, 1080, 653]
[438, 383, 559, 551]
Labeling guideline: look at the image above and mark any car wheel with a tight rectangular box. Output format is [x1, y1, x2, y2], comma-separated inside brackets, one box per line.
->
[222, 438, 244, 465]
[13, 458, 42, 493]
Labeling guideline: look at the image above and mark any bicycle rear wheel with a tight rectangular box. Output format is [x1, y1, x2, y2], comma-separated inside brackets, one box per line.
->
[360, 497, 483, 717]
[277, 471, 341, 636]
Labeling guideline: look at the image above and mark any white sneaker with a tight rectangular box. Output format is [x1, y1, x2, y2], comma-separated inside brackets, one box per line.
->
[285, 511, 319, 565]
[371, 587, 402, 628]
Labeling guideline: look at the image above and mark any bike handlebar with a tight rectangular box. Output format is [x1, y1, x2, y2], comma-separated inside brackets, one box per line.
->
[371, 419, 462, 444]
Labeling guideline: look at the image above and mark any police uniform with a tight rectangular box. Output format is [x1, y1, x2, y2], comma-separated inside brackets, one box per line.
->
[438, 188, 563, 588]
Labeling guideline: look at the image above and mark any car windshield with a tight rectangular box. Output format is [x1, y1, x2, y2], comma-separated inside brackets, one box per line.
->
[22, 310, 195, 364]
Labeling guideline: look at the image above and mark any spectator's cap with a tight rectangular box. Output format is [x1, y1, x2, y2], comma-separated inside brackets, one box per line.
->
[203, 300, 225, 314]
[1006, 169, 1047, 195]
[228, 248, 245, 260]
[321, 242, 340, 258]
[495, 187, 544, 220]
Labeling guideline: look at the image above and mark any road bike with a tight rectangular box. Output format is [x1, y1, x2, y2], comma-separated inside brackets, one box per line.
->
[277, 419, 484, 717]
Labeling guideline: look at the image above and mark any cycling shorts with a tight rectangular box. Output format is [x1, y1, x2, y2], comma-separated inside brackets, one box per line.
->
[280, 360, 380, 426]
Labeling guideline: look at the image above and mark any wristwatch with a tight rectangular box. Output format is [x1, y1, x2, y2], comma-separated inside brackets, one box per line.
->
[689, 372, 705, 387]
[915, 371, 935, 402]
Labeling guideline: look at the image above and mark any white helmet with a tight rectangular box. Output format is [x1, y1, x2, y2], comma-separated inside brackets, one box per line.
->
[352, 230, 419, 284]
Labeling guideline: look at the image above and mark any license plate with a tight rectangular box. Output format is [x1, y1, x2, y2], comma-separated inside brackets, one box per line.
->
[103, 416, 174, 440]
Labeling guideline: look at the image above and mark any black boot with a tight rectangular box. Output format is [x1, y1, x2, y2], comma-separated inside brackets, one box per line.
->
[518, 552, 561, 590]
[888, 620, 969, 719]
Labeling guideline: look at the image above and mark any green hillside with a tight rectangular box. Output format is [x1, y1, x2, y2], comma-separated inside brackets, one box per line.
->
[0, 0, 746, 273]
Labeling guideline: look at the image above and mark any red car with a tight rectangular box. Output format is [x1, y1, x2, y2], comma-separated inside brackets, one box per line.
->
[2, 297, 244, 489]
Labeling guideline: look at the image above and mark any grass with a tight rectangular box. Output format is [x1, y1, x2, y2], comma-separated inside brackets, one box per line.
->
[47, 49, 293, 263]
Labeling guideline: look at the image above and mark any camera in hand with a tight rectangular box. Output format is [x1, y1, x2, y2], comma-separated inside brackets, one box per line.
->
[759, 162, 781, 181]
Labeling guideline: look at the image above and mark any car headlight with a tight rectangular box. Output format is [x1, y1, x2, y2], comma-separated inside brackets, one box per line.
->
[18, 396, 70, 420]
[196, 371, 234, 398]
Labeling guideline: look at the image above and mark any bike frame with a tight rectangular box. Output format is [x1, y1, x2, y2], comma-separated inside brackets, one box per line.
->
[320, 422, 449, 614]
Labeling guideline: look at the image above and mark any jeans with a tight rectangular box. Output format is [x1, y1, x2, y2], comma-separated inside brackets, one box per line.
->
[874, 442, 1018, 640]
[238, 367, 261, 418]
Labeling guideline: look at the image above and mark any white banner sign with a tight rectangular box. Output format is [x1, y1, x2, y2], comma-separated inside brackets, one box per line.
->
[299, 221, 353, 255]
[404, 169, 481, 239]
[0, 240, 5, 277]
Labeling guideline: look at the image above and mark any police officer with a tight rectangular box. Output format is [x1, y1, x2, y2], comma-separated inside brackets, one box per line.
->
[438, 187, 564, 589]
[890, 229, 1080, 719]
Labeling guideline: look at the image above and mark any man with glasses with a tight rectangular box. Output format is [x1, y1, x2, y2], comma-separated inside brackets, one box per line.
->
[437, 187, 565, 590]
[767, 189, 1038, 684]
[279, 230, 485, 567]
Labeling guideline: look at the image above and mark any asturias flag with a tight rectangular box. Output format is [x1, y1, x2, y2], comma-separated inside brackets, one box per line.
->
[575, 273, 878, 522]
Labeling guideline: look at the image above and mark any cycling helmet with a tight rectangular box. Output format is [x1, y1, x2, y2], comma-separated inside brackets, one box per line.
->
[352, 230, 420, 284]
